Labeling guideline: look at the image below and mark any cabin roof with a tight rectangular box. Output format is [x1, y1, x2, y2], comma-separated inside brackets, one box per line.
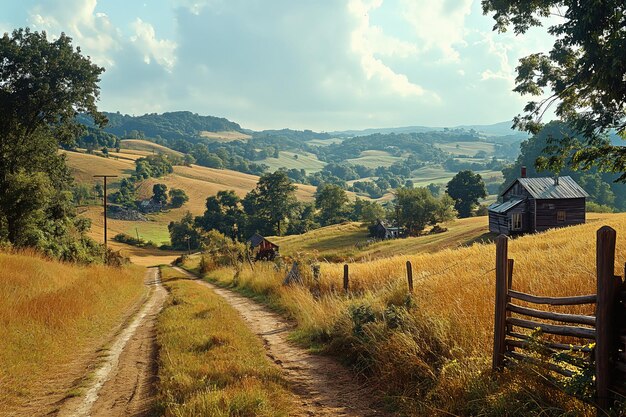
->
[488, 198, 524, 214]
[247, 233, 279, 249]
[502, 176, 589, 199]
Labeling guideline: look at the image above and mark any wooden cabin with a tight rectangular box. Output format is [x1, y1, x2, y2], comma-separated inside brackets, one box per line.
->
[488, 168, 588, 235]
[370, 219, 403, 240]
[247, 233, 280, 260]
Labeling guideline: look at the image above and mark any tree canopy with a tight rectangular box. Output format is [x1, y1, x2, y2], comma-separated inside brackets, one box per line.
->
[482, 0, 626, 179]
[446, 170, 487, 218]
[0, 28, 105, 261]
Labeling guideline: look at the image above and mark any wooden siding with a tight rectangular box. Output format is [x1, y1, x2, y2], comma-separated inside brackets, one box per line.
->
[534, 198, 585, 231]
[503, 182, 532, 201]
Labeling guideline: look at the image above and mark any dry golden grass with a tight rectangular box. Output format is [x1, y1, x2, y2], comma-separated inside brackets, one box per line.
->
[188, 215, 625, 415]
[62, 150, 135, 184]
[156, 266, 295, 416]
[120, 139, 184, 157]
[0, 250, 145, 412]
[199, 130, 252, 142]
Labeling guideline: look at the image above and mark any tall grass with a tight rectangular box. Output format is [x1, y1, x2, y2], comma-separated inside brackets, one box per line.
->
[0, 250, 145, 412]
[186, 217, 626, 415]
[156, 267, 295, 416]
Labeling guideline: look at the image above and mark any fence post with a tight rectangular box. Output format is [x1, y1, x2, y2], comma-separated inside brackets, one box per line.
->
[596, 226, 617, 412]
[505, 259, 514, 337]
[493, 234, 509, 371]
[343, 264, 349, 293]
[406, 261, 413, 293]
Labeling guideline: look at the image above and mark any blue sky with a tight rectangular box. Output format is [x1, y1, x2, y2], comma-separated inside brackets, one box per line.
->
[0, 0, 555, 131]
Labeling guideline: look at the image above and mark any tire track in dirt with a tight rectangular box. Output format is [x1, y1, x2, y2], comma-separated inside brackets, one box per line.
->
[57, 267, 166, 417]
[172, 266, 385, 417]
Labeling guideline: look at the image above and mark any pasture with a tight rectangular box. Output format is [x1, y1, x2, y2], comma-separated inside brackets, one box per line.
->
[435, 141, 496, 157]
[188, 213, 623, 416]
[259, 150, 327, 173]
[346, 149, 404, 168]
[199, 130, 252, 142]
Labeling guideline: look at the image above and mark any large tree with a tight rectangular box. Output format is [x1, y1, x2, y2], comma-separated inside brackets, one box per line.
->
[482, 1, 626, 179]
[0, 28, 105, 260]
[446, 170, 487, 218]
[243, 171, 298, 236]
[196, 190, 246, 240]
[395, 187, 455, 235]
[315, 183, 349, 226]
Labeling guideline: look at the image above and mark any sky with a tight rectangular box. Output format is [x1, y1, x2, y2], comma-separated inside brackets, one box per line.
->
[0, 0, 556, 131]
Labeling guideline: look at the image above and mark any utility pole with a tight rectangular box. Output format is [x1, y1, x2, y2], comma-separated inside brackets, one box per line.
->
[93, 175, 118, 252]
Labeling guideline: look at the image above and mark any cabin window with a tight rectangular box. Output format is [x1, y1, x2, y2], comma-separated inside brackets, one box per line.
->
[557, 210, 566, 222]
[511, 213, 522, 230]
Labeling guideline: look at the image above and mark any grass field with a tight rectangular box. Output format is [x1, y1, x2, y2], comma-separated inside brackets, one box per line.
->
[260, 150, 327, 173]
[410, 165, 503, 187]
[435, 141, 496, 157]
[346, 150, 404, 168]
[199, 130, 252, 142]
[270, 216, 494, 261]
[120, 139, 184, 157]
[0, 251, 145, 413]
[156, 267, 295, 416]
[187, 213, 624, 416]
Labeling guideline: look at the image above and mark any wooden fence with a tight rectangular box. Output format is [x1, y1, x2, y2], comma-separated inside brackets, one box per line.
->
[493, 225, 626, 413]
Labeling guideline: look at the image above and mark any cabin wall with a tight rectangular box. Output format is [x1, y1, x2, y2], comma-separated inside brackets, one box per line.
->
[502, 182, 532, 201]
[534, 198, 585, 231]
[489, 212, 509, 234]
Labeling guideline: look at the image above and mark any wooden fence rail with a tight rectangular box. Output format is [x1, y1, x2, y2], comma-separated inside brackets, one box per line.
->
[492, 225, 626, 415]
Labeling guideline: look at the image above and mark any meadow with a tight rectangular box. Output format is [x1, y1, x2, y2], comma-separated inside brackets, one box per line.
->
[259, 150, 327, 173]
[184, 214, 625, 416]
[156, 266, 295, 416]
[0, 250, 145, 414]
[270, 216, 495, 261]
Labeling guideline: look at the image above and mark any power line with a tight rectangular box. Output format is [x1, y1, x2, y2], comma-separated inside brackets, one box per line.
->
[93, 175, 118, 254]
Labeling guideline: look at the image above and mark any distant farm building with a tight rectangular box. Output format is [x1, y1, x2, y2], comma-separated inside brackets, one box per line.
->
[488, 167, 588, 235]
[371, 219, 403, 240]
[247, 233, 280, 260]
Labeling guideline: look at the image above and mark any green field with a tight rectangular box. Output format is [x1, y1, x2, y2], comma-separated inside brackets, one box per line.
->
[346, 150, 403, 168]
[260, 150, 326, 173]
[435, 141, 496, 157]
[271, 216, 494, 262]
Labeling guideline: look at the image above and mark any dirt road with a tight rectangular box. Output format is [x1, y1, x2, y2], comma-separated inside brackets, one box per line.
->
[172, 266, 384, 417]
[56, 267, 167, 417]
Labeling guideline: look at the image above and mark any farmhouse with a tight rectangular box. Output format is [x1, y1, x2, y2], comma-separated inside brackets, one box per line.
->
[371, 219, 403, 240]
[247, 233, 280, 260]
[488, 167, 589, 235]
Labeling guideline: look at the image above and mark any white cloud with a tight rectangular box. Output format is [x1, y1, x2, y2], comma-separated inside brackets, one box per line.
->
[348, 0, 435, 99]
[130, 18, 177, 72]
[28, 0, 120, 67]
[400, 0, 473, 62]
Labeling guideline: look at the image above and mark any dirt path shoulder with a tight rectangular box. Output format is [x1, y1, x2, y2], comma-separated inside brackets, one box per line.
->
[57, 267, 167, 417]
[172, 266, 385, 417]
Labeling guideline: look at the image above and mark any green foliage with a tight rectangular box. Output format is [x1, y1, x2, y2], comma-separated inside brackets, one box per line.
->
[71, 184, 95, 205]
[351, 198, 386, 225]
[113, 233, 157, 249]
[0, 28, 105, 262]
[152, 183, 168, 206]
[394, 187, 456, 235]
[169, 188, 189, 208]
[482, 0, 626, 180]
[168, 211, 202, 251]
[109, 178, 136, 208]
[315, 184, 349, 226]
[196, 190, 247, 240]
[243, 171, 298, 236]
[135, 154, 173, 179]
[446, 170, 487, 218]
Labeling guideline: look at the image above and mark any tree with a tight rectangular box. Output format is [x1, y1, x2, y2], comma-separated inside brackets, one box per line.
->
[315, 183, 349, 226]
[196, 190, 246, 240]
[395, 187, 453, 235]
[152, 184, 168, 205]
[446, 171, 487, 218]
[169, 188, 189, 208]
[482, 1, 626, 179]
[243, 171, 298, 236]
[0, 28, 105, 260]
[168, 211, 201, 250]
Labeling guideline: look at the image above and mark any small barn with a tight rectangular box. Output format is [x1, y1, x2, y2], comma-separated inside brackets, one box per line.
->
[370, 219, 403, 240]
[488, 167, 589, 235]
[247, 233, 280, 260]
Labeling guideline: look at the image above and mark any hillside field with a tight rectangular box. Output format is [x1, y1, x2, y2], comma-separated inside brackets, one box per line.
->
[199, 130, 252, 142]
[259, 150, 327, 173]
[0, 251, 145, 414]
[186, 213, 624, 416]
[120, 139, 184, 157]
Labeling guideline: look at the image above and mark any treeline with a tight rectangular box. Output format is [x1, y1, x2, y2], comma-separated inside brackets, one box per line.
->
[167, 170, 490, 250]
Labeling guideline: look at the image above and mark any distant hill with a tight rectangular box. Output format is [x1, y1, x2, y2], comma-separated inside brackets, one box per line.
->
[331, 121, 529, 139]
[77, 111, 243, 142]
